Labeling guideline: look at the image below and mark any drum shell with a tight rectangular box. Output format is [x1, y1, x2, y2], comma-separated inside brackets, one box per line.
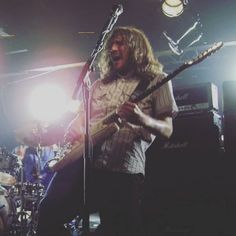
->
[0, 148, 21, 181]
[9, 182, 45, 210]
[0, 186, 16, 234]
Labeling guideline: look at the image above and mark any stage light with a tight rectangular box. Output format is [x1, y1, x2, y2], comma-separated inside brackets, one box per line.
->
[161, 0, 187, 17]
[67, 99, 81, 114]
[29, 84, 68, 122]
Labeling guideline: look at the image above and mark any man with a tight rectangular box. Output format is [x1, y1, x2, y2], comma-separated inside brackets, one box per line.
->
[36, 26, 178, 236]
[23, 146, 41, 184]
[39, 145, 56, 188]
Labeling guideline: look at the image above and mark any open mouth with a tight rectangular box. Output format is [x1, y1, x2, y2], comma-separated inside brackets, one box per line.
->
[111, 54, 122, 62]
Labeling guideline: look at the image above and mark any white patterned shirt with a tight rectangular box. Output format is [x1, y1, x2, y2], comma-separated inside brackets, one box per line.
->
[90, 73, 178, 175]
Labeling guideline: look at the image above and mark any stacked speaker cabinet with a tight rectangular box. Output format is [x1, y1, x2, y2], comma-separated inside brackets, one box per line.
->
[145, 110, 222, 190]
[223, 80, 236, 155]
[145, 83, 222, 188]
[144, 83, 223, 235]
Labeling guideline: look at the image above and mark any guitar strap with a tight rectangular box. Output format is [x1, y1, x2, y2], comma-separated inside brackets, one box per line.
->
[129, 77, 151, 102]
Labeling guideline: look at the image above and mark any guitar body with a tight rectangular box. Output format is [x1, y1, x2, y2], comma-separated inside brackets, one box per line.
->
[49, 122, 120, 172]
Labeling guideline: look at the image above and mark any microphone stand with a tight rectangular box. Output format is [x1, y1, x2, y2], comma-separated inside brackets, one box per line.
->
[72, 4, 123, 235]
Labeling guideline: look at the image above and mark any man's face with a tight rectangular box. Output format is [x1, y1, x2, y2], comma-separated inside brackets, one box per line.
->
[109, 35, 130, 74]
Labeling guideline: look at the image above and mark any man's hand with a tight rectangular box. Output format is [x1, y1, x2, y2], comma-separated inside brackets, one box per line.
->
[64, 115, 84, 144]
[117, 101, 173, 138]
[116, 101, 145, 126]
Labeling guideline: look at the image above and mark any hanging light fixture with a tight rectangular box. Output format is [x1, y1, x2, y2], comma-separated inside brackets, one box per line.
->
[161, 0, 187, 17]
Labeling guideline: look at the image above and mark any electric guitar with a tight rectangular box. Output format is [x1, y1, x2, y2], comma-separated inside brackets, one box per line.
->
[48, 42, 223, 172]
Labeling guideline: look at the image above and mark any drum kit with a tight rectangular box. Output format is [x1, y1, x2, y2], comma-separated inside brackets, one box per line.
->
[0, 121, 102, 235]
[0, 122, 60, 236]
[0, 146, 45, 236]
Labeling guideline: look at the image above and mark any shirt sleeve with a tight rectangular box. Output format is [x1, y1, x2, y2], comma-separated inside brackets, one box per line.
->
[152, 76, 178, 118]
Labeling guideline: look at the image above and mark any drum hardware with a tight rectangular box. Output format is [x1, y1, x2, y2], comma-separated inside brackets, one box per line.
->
[10, 161, 45, 235]
[8, 121, 62, 235]
[0, 185, 17, 235]
[4, 161, 44, 236]
[0, 172, 17, 187]
[0, 158, 46, 236]
[0, 147, 21, 187]
[14, 121, 64, 148]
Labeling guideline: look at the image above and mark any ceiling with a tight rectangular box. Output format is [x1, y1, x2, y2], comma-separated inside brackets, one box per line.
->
[0, 0, 236, 148]
[0, 0, 235, 72]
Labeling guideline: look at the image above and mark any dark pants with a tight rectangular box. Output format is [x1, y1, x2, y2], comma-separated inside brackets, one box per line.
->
[36, 158, 144, 236]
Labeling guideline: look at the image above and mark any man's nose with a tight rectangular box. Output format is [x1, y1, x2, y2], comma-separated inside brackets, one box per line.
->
[110, 43, 118, 51]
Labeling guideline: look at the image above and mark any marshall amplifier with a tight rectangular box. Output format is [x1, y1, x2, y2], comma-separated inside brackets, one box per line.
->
[173, 82, 219, 115]
[223, 80, 236, 154]
[146, 111, 222, 156]
[145, 111, 223, 197]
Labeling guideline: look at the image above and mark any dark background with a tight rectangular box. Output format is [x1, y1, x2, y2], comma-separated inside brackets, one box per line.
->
[1, 0, 236, 148]
[1, 1, 236, 234]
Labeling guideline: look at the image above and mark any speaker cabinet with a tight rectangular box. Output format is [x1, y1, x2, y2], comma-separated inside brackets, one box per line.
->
[223, 80, 236, 154]
[173, 82, 219, 115]
[145, 111, 222, 198]
[147, 111, 222, 157]
[224, 113, 236, 154]
[144, 110, 231, 236]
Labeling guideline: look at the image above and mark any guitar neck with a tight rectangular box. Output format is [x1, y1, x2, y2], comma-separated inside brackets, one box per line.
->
[131, 64, 187, 103]
[101, 42, 224, 124]
[132, 42, 223, 103]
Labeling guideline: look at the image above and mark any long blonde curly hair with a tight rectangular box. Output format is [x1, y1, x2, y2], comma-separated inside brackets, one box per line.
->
[98, 26, 163, 81]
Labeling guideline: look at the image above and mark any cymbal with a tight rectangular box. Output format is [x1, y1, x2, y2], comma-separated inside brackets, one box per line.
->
[14, 121, 65, 147]
[14, 121, 41, 147]
[0, 172, 16, 186]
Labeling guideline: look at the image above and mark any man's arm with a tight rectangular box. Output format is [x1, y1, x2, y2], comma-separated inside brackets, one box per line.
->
[117, 101, 173, 138]
[64, 113, 85, 144]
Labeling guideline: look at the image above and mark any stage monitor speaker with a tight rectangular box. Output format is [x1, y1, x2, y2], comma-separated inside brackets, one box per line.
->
[223, 80, 236, 154]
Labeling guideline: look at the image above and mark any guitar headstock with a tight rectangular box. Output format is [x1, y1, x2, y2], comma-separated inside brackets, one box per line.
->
[187, 41, 224, 66]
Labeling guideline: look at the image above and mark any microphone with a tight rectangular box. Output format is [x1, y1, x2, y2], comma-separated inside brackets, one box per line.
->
[112, 4, 123, 16]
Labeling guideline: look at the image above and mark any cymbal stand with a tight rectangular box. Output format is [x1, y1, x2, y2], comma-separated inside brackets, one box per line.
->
[17, 162, 28, 236]
[27, 198, 38, 236]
